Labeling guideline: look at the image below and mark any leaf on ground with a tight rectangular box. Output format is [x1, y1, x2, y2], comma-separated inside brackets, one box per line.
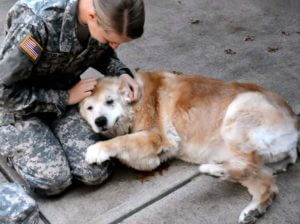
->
[281, 31, 290, 36]
[267, 47, 279, 53]
[190, 19, 200, 25]
[224, 49, 236, 55]
[172, 70, 183, 75]
[244, 35, 255, 41]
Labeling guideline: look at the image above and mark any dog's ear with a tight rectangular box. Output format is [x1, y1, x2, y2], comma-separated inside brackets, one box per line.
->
[118, 80, 134, 104]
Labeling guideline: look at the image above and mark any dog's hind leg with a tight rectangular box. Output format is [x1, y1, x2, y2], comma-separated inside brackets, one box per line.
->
[238, 169, 277, 224]
[199, 153, 278, 224]
[85, 130, 164, 171]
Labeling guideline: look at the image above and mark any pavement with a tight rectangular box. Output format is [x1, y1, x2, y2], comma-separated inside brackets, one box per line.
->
[0, 0, 300, 224]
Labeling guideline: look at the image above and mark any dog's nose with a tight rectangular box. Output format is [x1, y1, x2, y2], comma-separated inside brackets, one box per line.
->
[95, 116, 107, 128]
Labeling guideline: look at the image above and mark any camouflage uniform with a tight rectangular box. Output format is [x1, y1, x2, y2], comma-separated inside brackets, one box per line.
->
[0, 0, 132, 195]
[0, 183, 39, 224]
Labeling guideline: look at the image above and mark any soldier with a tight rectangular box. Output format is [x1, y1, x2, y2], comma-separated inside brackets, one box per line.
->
[0, 0, 145, 196]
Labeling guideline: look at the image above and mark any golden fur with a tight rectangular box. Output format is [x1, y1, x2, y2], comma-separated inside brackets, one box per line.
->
[80, 71, 299, 224]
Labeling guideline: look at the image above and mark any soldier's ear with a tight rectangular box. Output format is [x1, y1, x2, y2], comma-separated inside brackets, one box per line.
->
[78, 0, 96, 24]
[84, 0, 97, 22]
[87, 9, 96, 21]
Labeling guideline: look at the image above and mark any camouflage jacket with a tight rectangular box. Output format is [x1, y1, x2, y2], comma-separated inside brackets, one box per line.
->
[0, 0, 133, 126]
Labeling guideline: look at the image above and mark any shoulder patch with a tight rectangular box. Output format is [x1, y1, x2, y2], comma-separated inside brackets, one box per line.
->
[19, 35, 43, 62]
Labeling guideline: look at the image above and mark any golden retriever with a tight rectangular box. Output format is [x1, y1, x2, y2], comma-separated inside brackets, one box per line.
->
[80, 71, 299, 224]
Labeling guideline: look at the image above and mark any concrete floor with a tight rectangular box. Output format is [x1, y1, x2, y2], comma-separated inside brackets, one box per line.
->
[0, 0, 299, 223]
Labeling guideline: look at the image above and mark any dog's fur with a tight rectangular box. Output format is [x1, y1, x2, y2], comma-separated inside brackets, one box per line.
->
[80, 71, 299, 224]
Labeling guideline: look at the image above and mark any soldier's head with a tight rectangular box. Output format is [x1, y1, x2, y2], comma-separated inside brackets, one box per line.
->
[80, 0, 145, 49]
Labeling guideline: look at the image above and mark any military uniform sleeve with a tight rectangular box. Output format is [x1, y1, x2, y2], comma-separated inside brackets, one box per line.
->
[91, 47, 134, 78]
[0, 22, 69, 117]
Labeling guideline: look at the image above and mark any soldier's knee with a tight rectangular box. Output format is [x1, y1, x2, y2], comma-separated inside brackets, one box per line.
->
[73, 161, 113, 185]
[23, 169, 72, 196]
[36, 175, 72, 196]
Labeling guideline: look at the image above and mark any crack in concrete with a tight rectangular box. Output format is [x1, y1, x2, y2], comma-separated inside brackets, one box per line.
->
[109, 172, 201, 224]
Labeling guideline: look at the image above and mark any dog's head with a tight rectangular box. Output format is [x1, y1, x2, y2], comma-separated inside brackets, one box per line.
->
[80, 77, 135, 137]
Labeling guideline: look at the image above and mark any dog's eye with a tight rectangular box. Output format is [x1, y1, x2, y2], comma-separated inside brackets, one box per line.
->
[106, 99, 114, 105]
[87, 106, 93, 110]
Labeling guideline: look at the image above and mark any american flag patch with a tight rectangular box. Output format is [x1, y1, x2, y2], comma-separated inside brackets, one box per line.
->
[19, 35, 43, 62]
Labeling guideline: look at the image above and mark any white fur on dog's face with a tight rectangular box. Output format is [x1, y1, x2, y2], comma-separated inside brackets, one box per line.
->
[80, 78, 133, 137]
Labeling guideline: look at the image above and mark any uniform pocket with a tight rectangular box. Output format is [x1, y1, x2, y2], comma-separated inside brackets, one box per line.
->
[33, 51, 70, 75]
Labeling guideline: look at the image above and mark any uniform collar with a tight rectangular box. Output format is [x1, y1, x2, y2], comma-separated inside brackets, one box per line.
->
[59, 0, 79, 52]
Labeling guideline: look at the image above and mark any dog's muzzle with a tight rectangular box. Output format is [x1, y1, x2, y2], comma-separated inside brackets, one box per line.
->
[95, 116, 107, 131]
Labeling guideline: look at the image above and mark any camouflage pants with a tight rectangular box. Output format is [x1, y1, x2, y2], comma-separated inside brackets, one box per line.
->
[0, 183, 39, 224]
[0, 107, 112, 196]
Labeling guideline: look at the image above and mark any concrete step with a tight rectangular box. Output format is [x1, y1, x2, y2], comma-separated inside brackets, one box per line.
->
[0, 158, 47, 224]
[0, 157, 199, 224]
[121, 161, 300, 224]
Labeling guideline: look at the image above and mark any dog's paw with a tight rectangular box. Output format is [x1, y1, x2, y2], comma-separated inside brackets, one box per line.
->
[238, 209, 262, 224]
[85, 144, 110, 165]
[199, 164, 226, 177]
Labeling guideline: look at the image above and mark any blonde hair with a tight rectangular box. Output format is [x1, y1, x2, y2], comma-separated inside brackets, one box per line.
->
[93, 0, 145, 39]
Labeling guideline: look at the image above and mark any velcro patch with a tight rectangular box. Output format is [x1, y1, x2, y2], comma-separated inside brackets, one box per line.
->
[19, 35, 43, 62]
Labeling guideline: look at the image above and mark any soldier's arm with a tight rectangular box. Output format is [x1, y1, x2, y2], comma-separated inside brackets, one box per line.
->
[0, 22, 69, 117]
[91, 47, 134, 78]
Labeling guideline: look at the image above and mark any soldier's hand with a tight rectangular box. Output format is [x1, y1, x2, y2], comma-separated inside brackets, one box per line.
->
[120, 74, 140, 101]
[67, 78, 97, 105]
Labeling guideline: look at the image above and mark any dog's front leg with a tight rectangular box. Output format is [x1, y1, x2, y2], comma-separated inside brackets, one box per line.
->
[86, 130, 163, 171]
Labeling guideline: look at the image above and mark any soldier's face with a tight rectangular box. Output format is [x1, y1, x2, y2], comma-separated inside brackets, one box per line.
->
[88, 16, 131, 49]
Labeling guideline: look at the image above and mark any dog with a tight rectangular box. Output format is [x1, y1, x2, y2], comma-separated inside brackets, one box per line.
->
[80, 71, 299, 224]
